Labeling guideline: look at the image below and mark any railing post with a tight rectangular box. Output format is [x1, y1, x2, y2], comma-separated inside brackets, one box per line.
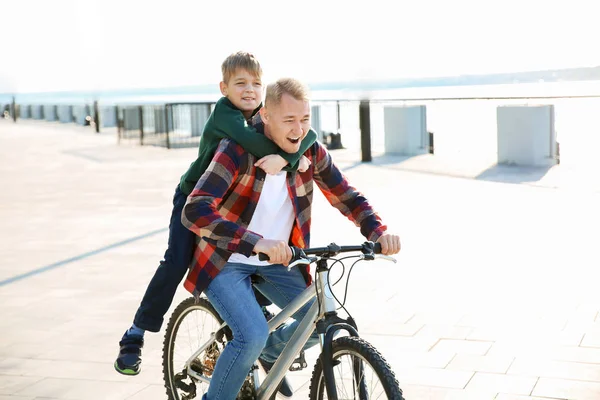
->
[11, 96, 17, 122]
[359, 100, 372, 162]
[115, 106, 121, 143]
[138, 106, 144, 145]
[93, 101, 100, 133]
[164, 105, 171, 149]
[336, 100, 341, 132]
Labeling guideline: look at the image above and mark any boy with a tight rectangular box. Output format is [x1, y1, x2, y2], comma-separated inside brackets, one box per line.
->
[115, 52, 317, 377]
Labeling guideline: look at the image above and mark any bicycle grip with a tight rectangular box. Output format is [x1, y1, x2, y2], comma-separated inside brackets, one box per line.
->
[373, 242, 382, 254]
[258, 247, 300, 262]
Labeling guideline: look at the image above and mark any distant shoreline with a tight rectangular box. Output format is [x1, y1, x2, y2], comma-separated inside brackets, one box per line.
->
[2, 66, 600, 104]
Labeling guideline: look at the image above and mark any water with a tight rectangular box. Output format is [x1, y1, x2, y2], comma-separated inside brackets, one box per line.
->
[3, 79, 600, 105]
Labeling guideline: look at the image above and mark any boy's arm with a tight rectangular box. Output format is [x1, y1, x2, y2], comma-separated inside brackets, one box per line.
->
[181, 140, 262, 256]
[210, 99, 317, 170]
[312, 142, 387, 242]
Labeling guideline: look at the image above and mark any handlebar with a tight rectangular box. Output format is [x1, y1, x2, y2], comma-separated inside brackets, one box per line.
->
[258, 241, 388, 264]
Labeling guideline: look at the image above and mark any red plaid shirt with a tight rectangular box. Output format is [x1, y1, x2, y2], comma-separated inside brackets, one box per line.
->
[182, 131, 387, 296]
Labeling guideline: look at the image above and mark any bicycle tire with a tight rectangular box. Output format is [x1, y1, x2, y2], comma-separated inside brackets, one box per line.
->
[162, 297, 231, 400]
[308, 336, 404, 400]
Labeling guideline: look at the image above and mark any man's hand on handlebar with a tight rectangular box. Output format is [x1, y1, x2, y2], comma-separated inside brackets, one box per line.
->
[376, 234, 401, 255]
[254, 239, 292, 266]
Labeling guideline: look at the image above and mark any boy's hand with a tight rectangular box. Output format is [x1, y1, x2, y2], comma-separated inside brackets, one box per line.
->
[255, 154, 288, 175]
[298, 155, 311, 173]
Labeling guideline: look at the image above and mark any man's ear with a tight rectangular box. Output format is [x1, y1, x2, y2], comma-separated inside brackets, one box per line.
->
[259, 107, 268, 123]
[219, 81, 228, 96]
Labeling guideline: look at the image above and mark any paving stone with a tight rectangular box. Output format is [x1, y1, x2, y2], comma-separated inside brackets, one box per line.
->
[532, 377, 600, 400]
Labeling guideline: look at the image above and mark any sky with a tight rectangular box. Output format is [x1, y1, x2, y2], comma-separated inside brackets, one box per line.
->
[1, 0, 599, 93]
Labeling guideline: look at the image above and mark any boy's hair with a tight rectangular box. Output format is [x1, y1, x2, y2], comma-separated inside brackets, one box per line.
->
[221, 51, 262, 83]
[265, 78, 310, 108]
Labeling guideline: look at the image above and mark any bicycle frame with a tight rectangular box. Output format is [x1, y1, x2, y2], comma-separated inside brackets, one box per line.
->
[183, 263, 342, 400]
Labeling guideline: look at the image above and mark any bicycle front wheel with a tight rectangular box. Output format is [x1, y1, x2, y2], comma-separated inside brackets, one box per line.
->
[309, 336, 404, 400]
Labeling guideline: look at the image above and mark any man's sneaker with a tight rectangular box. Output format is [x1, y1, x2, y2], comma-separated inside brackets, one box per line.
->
[258, 358, 293, 398]
[114, 331, 144, 375]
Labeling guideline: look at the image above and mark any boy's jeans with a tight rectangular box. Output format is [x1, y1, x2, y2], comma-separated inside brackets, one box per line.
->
[202, 262, 319, 400]
[133, 185, 195, 332]
[133, 186, 272, 332]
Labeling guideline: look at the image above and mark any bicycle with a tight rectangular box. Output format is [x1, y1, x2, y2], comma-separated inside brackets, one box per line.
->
[162, 241, 404, 399]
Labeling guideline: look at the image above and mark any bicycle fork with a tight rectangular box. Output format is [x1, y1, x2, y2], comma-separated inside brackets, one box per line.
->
[315, 259, 365, 400]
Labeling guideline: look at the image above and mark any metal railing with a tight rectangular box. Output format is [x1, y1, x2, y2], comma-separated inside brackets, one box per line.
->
[3, 92, 600, 164]
[117, 102, 214, 148]
[2, 99, 216, 150]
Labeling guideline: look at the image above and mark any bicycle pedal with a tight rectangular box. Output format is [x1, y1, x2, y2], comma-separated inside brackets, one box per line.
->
[289, 351, 308, 371]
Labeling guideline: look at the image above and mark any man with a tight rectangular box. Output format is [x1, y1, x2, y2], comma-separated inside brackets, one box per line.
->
[182, 77, 401, 400]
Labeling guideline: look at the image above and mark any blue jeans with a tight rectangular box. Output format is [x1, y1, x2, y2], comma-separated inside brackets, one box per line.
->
[202, 262, 319, 400]
[133, 186, 272, 332]
[133, 185, 195, 332]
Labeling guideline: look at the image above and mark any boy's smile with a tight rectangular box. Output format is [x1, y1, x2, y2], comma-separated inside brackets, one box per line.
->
[220, 68, 262, 117]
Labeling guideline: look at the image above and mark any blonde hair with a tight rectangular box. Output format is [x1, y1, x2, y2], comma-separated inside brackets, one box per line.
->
[221, 51, 262, 83]
[265, 78, 310, 108]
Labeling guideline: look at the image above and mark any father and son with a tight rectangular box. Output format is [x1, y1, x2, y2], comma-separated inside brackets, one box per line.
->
[113, 51, 401, 399]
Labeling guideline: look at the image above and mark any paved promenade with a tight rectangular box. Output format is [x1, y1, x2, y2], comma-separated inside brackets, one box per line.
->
[1, 121, 600, 399]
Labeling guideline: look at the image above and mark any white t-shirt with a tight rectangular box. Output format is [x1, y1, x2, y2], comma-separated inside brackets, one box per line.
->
[228, 172, 295, 266]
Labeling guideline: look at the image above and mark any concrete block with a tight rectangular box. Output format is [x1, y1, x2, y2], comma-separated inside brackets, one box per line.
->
[383, 105, 428, 155]
[497, 105, 557, 167]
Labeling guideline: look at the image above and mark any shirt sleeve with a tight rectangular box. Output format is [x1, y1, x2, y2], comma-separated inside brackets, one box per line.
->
[181, 139, 263, 256]
[312, 142, 387, 241]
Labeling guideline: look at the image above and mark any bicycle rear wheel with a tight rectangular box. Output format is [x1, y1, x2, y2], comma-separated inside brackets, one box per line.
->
[162, 297, 231, 400]
[309, 336, 404, 400]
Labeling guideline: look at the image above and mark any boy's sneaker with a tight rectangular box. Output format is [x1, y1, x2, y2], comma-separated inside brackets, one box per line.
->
[114, 331, 144, 375]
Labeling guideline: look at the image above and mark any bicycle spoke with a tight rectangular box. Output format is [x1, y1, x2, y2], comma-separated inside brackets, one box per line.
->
[320, 350, 388, 399]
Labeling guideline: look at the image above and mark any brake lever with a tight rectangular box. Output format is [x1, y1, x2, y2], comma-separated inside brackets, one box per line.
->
[359, 254, 397, 263]
[375, 254, 397, 263]
[287, 256, 319, 270]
